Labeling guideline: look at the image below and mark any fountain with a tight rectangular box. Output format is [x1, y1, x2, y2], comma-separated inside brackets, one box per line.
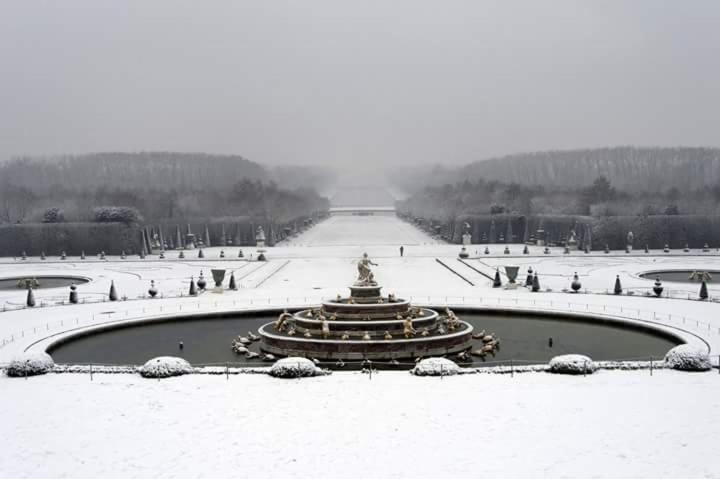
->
[257, 253, 474, 360]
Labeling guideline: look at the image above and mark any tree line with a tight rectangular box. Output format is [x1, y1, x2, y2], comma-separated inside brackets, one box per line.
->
[0, 153, 329, 224]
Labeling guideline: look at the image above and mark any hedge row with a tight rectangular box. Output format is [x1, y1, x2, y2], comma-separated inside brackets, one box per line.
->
[0, 223, 143, 256]
[0, 212, 327, 257]
[402, 212, 720, 250]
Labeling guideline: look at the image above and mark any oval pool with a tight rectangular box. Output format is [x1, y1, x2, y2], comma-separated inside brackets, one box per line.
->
[0, 275, 89, 291]
[47, 309, 681, 368]
[639, 270, 719, 284]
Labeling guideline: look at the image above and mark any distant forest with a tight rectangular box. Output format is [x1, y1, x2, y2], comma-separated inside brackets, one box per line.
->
[398, 147, 720, 220]
[0, 152, 330, 224]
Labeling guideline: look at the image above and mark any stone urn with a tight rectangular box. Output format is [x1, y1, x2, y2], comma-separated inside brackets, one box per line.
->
[571, 273, 582, 293]
[197, 271, 207, 290]
[653, 277, 664, 297]
[504, 266, 520, 284]
[211, 269, 226, 292]
[148, 280, 158, 298]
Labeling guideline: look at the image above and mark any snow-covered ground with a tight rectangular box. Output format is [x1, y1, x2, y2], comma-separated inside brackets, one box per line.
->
[3, 371, 719, 479]
[3, 214, 720, 478]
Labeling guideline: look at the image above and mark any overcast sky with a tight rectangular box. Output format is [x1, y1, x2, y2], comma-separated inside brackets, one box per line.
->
[1, 1, 718, 167]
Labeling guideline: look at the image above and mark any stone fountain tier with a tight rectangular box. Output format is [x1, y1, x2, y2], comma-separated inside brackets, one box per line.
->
[258, 322, 473, 360]
[320, 298, 411, 319]
[291, 308, 438, 332]
[347, 284, 383, 303]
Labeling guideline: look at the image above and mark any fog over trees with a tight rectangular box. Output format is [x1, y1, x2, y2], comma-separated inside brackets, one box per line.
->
[397, 147, 720, 220]
[0, 153, 328, 224]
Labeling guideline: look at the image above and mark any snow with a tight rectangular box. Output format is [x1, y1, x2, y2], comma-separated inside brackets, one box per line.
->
[664, 344, 712, 371]
[548, 354, 597, 375]
[410, 357, 461, 376]
[2, 371, 720, 478]
[269, 357, 329, 378]
[2, 214, 720, 477]
[138, 356, 193, 378]
[4, 352, 54, 377]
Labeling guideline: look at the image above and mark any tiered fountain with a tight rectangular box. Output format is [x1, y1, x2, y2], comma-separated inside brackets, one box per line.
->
[258, 254, 474, 360]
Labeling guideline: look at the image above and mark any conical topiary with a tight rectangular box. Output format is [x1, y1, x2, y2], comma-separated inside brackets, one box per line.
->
[228, 272, 237, 290]
[493, 269, 502, 288]
[644, 244, 649, 253]
[613, 275, 622, 295]
[204, 225, 211, 248]
[532, 273, 540, 292]
[503, 246, 510, 255]
[189, 277, 197, 296]
[484, 247, 490, 255]
[525, 268, 534, 287]
[41, 251, 46, 260]
[604, 244, 609, 254]
[523, 245, 529, 255]
[583, 244, 589, 254]
[238, 249, 244, 258]
[80, 250, 85, 260]
[26, 286, 36, 307]
[699, 280, 709, 300]
[108, 281, 118, 301]
[198, 249, 204, 259]
[178, 250, 185, 259]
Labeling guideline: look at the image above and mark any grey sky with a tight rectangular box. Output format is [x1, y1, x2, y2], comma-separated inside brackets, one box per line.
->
[1, 1, 718, 168]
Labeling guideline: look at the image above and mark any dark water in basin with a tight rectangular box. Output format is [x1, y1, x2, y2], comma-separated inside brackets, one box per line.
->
[639, 270, 719, 284]
[0, 276, 89, 290]
[49, 311, 680, 368]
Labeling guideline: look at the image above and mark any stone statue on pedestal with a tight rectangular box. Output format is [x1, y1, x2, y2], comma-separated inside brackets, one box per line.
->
[355, 253, 378, 286]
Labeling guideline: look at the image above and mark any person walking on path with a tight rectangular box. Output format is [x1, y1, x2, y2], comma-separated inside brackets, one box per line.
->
[399, 245, 404, 257]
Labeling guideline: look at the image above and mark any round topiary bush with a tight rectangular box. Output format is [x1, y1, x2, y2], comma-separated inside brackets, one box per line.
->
[6, 352, 55, 377]
[139, 356, 193, 378]
[269, 357, 328, 378]
[410, 357, 461, 376]
[548, 354, 596, 375]
[664, 345, 712, 372]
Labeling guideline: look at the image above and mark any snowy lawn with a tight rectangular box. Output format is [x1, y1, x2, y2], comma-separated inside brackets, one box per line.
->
[2, 370, 720, 479]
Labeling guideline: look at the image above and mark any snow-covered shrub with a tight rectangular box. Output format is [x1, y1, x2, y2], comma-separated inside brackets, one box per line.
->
[93, 206, 143, 224]
[664, 345, 712, 372]
[410, 357, 460, 376]
[269, 357, 328, 378]
[139, 356, 193, 378]
[6, 352, 55, 377]
[548, 354, 596, 375]
[42, 207, 65, 223]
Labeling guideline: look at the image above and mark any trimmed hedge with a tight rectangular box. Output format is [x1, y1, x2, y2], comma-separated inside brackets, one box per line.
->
[406, 212, 720, 250]
[0, 222, 143, 256]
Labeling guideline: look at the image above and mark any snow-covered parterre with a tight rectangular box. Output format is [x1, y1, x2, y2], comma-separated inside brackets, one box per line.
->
[2, 214, 720, 478]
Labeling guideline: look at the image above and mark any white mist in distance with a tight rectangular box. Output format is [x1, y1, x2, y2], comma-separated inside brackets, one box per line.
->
[0, 0, 719, 173]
